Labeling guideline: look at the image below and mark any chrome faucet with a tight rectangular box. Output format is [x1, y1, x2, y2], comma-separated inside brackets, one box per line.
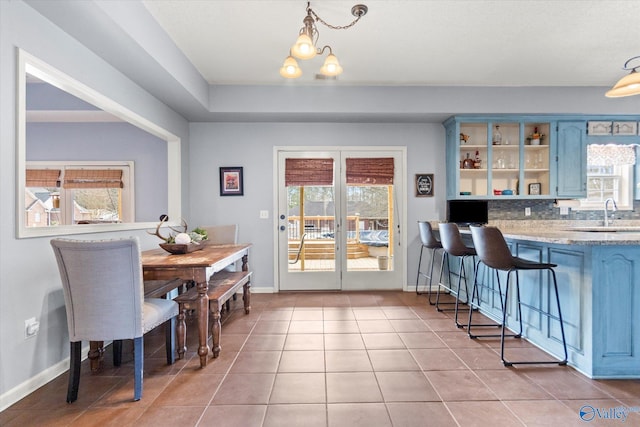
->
[604, 198, 617, 227]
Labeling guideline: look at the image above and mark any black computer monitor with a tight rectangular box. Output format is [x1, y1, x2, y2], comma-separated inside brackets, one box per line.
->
[447, 200, 488, 226]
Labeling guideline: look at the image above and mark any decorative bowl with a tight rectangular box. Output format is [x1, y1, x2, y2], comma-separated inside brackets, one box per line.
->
[493, 189, 502, 195]
[159, 243, 204, 255]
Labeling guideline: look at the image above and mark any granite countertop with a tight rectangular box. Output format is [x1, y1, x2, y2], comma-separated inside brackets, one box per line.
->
[433, 220, 640, 246]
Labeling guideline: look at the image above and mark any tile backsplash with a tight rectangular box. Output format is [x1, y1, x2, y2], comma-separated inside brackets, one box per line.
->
[489, 199, 640, 222]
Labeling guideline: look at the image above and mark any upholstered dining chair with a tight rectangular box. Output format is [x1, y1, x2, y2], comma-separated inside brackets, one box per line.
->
[203, 224, 239, 275]
[203, 224, 239, 245]
[50, 237, 178, 403]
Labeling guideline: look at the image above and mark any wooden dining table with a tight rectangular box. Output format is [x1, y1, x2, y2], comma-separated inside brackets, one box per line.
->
[141, 243, 252, 368]
[87, 242, 252, 371]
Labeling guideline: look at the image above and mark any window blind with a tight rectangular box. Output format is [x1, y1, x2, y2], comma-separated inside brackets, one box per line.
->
[26, 169, 61, 187]
[63, 169, 124, 189]
[285, 158, 334, 186]
[346, 157, 394, 185]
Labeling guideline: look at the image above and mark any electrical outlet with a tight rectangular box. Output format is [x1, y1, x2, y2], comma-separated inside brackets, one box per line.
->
[525, 207, 531, 216]
[560, 206, 569, 216]
[25, 317, 39, 339]
[259, 210, 269, 219]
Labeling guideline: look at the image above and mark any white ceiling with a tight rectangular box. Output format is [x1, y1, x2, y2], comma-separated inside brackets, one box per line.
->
[143, 0, 640, 88]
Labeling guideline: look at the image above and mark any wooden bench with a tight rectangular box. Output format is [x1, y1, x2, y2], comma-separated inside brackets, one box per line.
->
[174, 270, 252, 359]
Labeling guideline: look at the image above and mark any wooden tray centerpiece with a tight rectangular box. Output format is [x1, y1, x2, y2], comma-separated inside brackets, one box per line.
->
[149, 216, 208, 255]
[159, 242, 204, 254]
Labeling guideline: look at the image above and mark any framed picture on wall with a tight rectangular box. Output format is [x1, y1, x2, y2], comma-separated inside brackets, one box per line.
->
[415, 174, 434, 197]
[219, 167, 244, 196]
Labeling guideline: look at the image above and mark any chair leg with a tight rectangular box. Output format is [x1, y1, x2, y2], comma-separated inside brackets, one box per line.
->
[67, 341, 82, 403]
[435, 253, 457, 311]
[467, 261, 502, 338]
[453, 257, 465, 326]
[502, 269, 566, 367]
[113, 339, 123, 366]
[454, 256, 473, 328]
[550, 269, 568, 365]
[165, 318, 176, 365]
[416, 245, 425, 295]
[133, 336, 143, 401]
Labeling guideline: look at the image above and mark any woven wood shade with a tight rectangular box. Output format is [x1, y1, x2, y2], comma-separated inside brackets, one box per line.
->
[346, 157, 394, 185]
[63, 169, 123, 189]
[285, 158, 334, 186]
[26, 169, 61, 187]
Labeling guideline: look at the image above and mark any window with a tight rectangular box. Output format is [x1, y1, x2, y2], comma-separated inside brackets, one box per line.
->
[576, 145, 635, 210]
[26, 161, 134, 226]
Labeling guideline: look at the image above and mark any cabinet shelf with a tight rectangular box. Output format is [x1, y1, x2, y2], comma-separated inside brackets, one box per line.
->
[447, 117, 553, 199]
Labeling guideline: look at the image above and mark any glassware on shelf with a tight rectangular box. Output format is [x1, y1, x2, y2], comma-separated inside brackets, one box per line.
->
[462, 153, 474, 169]
[492, 125, 502, 145]
[473, 150, 482, 169]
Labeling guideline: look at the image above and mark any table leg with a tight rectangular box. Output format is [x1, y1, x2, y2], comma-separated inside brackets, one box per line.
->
[88, 341, 104, 372]
[196, 280, 210, 367]
[242, 254, 249, 272]
[176, 304, 186, 360]
[243, 282, 251, 314]
[212, 301, 222, 358]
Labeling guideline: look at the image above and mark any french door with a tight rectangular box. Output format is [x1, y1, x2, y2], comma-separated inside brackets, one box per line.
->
[276, 147, 405, 291]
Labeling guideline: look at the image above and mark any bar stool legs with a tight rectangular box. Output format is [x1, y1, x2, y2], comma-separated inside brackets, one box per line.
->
[501, 268, 568, 367]
[416, 221, 443, 301]
[434, 252, 473, 328]
[466, 260, 504, 338]
[416, 244, 443, 301]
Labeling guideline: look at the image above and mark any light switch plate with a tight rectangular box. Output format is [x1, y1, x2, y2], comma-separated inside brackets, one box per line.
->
[259, 210, 269, 219]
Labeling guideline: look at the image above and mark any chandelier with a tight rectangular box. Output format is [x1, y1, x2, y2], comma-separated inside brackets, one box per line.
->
[605, 56, 640, 97]
[280, 1, 368, 79]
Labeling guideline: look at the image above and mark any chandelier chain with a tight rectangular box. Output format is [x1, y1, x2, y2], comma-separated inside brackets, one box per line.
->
[308, 8, 363, 31]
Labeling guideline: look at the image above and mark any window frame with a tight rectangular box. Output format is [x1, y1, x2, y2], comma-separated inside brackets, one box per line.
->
[26, 161, 135, 226]
[575, 163, 633, 211]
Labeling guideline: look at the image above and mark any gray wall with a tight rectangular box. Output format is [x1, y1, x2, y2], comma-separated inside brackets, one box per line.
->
[188, 122, 446, 290]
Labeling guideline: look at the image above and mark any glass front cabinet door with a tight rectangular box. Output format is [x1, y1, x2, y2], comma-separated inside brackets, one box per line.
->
[445, 116, 552, 199]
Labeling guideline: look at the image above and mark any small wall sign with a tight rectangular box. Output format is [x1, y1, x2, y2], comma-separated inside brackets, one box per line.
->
[415, 174, 434, 197]
[528, 182, 541, 195]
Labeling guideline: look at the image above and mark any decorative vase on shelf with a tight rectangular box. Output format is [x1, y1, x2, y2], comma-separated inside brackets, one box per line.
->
[492, 125, 502, 145]
[462, 153, 474, 169]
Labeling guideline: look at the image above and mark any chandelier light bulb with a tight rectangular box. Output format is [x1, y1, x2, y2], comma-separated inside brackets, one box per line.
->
[279, 56, 302, 78]
[319, 54, 343, 77]
[291, 34, 317, 60]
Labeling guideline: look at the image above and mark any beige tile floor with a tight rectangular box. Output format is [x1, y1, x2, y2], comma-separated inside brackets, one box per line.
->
[2, 291, 640, 426]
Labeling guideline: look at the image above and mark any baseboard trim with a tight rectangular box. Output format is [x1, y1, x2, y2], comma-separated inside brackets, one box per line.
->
[0, 344, 89, 412]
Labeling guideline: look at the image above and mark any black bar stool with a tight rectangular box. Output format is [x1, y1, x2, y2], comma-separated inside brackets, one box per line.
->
[469, 225, 568, 367]
[436, 223, 476, 328]
[416, 221, 443, 301]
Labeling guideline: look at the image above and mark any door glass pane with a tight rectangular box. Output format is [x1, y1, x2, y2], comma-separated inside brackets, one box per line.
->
[287, 185, 336, 272]
[346, 184, 392, 271]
